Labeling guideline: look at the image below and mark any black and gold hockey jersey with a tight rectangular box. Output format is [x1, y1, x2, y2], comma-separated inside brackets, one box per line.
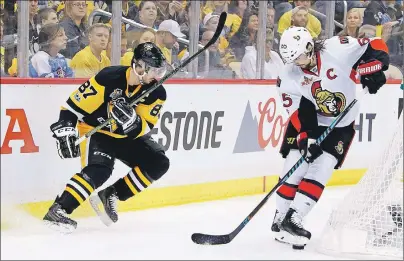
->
[61, 66, 166, 139]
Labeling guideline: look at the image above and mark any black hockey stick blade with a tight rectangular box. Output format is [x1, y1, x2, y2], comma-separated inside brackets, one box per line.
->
[75, 12, 227, 146]
[191, 233, 231, 245]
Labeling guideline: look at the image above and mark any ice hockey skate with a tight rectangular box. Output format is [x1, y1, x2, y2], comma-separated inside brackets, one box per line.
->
[281, 208, 311, 249]
[43, 201, 77, 234]
[89, 186, 118, 226]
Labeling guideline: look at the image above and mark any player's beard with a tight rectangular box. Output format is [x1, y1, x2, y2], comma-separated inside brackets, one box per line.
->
[299, 55, 316, 70]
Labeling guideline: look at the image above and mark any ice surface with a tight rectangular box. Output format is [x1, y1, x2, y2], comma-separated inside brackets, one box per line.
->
[1, 187, 352, 260]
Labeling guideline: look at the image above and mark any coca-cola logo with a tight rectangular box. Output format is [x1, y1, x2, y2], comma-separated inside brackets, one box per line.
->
[257, 97, 289, 149]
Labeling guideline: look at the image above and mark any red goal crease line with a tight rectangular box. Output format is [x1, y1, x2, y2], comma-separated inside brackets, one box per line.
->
[0, 78, 402, 85]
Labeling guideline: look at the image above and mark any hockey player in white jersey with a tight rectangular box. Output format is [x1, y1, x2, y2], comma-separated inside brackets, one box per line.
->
[272, 26, 389, 248]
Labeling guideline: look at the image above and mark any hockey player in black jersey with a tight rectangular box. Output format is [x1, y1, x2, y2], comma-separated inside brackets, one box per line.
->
[43, 42, 170, 233]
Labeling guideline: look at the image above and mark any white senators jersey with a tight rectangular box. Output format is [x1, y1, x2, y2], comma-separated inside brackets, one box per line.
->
[288, 36, 388, 127]
[277, 64, 303, 116]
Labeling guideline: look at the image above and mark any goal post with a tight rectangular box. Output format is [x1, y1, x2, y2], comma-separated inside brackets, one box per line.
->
[317, 114, 403, 259]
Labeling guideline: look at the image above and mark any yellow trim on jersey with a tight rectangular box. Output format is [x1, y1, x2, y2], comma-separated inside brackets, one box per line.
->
[124, 67, 142, 98]
[134, 166, 152, 186]
[124, 176, 139, 195]
[126, 84, 142, 99]
[65, 187, 84, 204]
[69, 77, 106, 115]
[72, 175, 94, 194]
[135, 99, 164, 127]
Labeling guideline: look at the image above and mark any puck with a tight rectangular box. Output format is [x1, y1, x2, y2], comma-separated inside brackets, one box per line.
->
[292, 244, 305, 250]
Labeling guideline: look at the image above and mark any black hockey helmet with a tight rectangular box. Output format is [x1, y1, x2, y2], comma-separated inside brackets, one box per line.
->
[131, 42, 167, 80]
[132, 42, 166, 68]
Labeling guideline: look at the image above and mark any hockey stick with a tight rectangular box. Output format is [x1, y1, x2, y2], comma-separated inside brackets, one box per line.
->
[74, 12, 228, 146]
[191, 88, 369, 245]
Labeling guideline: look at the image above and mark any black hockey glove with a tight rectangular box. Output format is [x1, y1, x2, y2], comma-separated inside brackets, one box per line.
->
[110, 99, 140, 135]
[297, 132, 323, 163]
[357, 59, 386, 94]
[50, 120, 80, 159]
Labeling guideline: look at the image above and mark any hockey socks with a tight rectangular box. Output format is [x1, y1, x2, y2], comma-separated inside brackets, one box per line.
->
[113, 166, 154, 201]
[57, 173, 95, 214]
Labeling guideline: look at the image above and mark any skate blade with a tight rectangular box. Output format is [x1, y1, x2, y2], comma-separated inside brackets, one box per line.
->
[274, 231, 307, 249]
[89, 195, 113, 227]
[43, 220, 76, 234]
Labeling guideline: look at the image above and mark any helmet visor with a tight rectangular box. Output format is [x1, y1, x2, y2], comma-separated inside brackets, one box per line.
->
[133, 60, 168, 79]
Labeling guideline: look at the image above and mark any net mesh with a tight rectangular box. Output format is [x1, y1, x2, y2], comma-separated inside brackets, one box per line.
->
[317, 115, 403, 259]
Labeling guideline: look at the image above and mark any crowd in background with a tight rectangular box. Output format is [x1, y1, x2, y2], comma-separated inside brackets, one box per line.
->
[0, 0, 403, 80]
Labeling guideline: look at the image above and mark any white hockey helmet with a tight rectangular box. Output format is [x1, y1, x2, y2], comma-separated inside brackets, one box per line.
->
[279, 26, 314, 64]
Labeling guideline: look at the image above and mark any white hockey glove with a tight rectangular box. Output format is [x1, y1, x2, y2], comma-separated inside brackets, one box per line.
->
[50, 120, 80, 159]
[110, 99, 140, 135]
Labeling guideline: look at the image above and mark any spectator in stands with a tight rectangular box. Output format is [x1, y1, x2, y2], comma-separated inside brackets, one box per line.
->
[120, 0, 138, 20]
[29, 0, 40, 55]
[5, 0, 40, 77]
[203, 1, 229, 17]
[92, 0, 138, 29]
[181, 29, 234, 78]
[363, 0, 393, 25]
[358, 24, 377, 37]
[130, 27, 156, 49]
[314, 0, 366, 32]
[0, 18, 5, 76]
[105, 30, 128, 65]
[70, 23, 110, 78]
[240, 29, 284, 79]
[60, 0, 88, 59]
[229, 12, 259, 61]
[123, 28, 156, 66]
[38, 7, 59, 26]
[29, 23, 73, 78]
[155, 19, 184, 65]
[272, 0, 293, 23]
[225, 0, 249, 40]
[177, 1, 193, 39]
[338, 8, 363, 38]
[267, 5, 276, 30]
[155, 0, 184, 27]
[278, 1, 322, 38]
[203, 13, 230, 52]
[129, 1, 158, 30]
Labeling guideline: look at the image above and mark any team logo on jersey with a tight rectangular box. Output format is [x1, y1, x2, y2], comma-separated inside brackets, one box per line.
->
[74, 92, 81, 102]
[335, 141, 344, 155]
[301, 76, 313, 86]
[311, 81, 346, 117]
[110, 88, 123, 100]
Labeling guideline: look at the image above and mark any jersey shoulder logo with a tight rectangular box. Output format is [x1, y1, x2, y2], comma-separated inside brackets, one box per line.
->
[301, 76, 313, 86]
[311, 81, 346, 117]
[339, 36, 349, 44]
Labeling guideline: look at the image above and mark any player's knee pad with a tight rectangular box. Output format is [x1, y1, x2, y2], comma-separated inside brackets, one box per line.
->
[81, 164, 113, 189]
[144, 152, 170, 181]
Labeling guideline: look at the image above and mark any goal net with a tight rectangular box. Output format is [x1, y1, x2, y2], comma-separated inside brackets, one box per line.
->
[317, 114, 403, 259]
